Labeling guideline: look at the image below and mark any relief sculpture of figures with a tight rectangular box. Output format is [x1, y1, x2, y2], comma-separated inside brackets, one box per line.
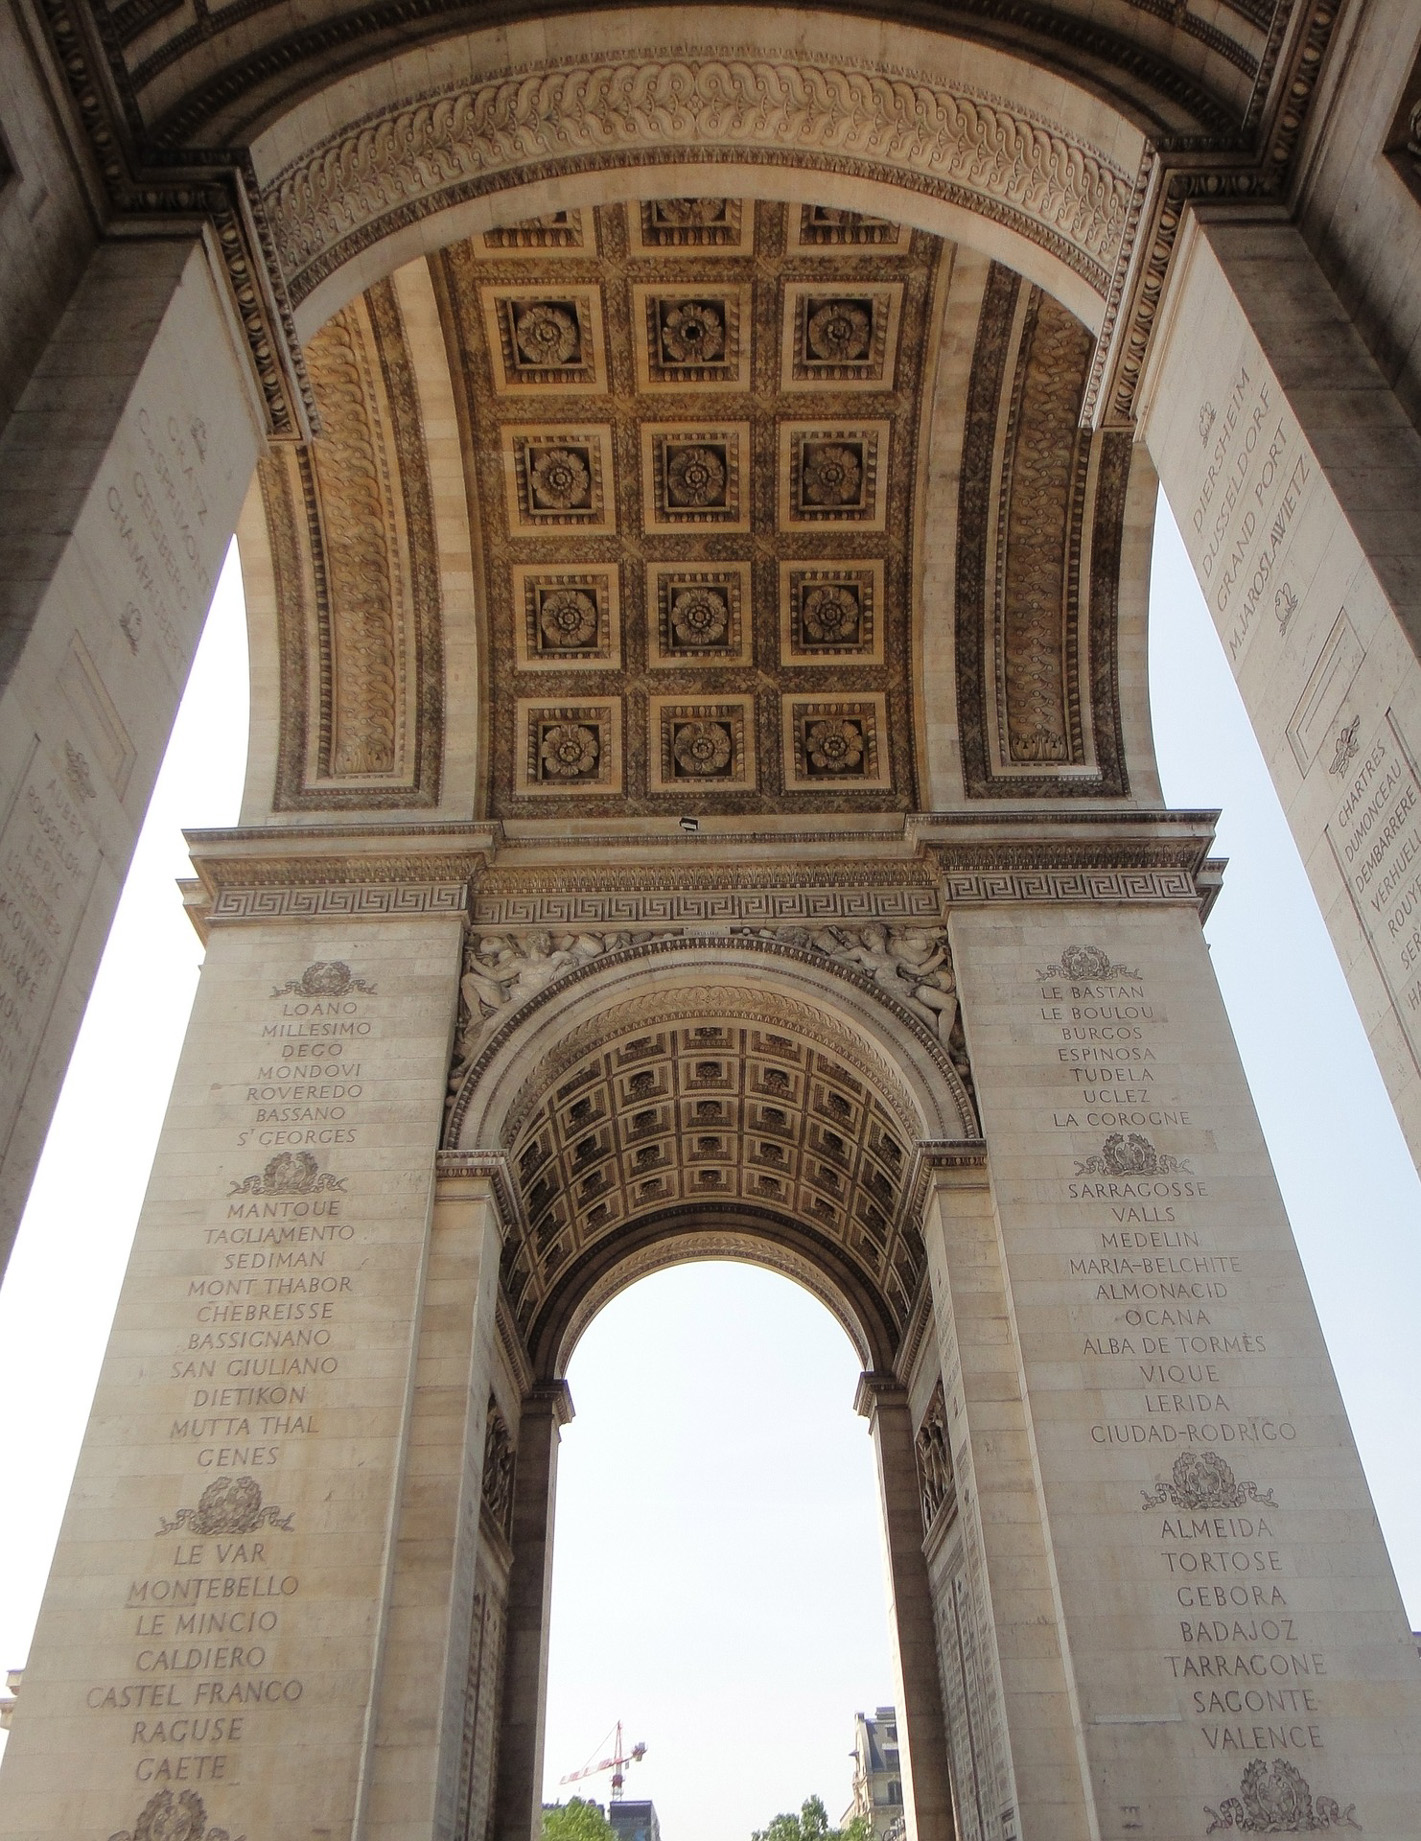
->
[809, 924, 959, 1043]
[5, 1, 1421, 1832]
[449, 931, 633, 1085]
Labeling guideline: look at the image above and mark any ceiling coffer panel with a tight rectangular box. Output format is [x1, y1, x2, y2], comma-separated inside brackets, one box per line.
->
[260, 280, 443, 809]
[433, 200, 948, 817]
[955, 262, 1130, 798]
[503, 1017, 925, 1345]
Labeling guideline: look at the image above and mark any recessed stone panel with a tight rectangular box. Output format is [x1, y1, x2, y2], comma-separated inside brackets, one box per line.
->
[648, 696, 757, 792]
[778, 421, 890, 529]
[480, 210, 589, 254]
[787, 204, 907, 253]
[779, 561, 884, 662]
[512, 566, 621, 669]
[631, 283, 752, 390]
[515, 699, 623, 793]
[629, 198, 750, 252]
[647, 562, 753, 666]
[502, 425, 616, 533]
[480, 287, 607, 392]
[781, 283, 902, 389]
[781, 693, 891, 789]
[641, 423, 751, 531]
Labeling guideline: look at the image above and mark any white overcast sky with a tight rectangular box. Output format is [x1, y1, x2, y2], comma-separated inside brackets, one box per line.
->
[1, 506, 1419, 1841]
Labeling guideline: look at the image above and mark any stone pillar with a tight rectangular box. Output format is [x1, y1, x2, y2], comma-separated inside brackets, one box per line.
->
[855, 1372, 957, 1841]
[938, 898, 1421, 1837]
[363, 1164, 510, 1841]
[0, 235, 266, 1269]
[0, 883, 467, 1841]
[492, 1381, 572, 1841]
[1140, 210, 1421, 1164]
[918, 1155, 1042, 1841]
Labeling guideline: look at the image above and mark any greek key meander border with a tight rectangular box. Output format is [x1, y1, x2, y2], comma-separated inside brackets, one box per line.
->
[200, 862, 1204, 922]
[470, 888, 944, 925]
[208, 881, 470, 919]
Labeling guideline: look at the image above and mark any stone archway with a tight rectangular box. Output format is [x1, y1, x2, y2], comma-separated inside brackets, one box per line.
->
[5, 4, 1421, 1841]
[442, 940, 976, 1841]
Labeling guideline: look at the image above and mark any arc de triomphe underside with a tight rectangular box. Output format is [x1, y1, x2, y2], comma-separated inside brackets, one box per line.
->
[3, 0, 1421, 1835]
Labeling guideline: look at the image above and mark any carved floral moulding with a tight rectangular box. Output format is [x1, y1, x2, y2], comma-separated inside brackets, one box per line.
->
[260, 56, 1141, 310]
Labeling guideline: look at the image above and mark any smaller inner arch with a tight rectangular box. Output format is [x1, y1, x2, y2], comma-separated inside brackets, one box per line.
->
[500, 1009, 930, 1375]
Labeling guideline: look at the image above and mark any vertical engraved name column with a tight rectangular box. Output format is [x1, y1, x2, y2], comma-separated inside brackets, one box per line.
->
[0, 894, 466, 1841]
[949, 900, 1421, 1840]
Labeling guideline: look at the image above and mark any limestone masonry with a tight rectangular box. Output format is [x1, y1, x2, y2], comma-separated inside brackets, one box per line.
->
[2, 0, 1421, 1837]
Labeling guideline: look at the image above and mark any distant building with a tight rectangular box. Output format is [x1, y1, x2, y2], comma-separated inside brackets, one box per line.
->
[608, 1801, 661, 1841]
[842, 1707, 904, 1841]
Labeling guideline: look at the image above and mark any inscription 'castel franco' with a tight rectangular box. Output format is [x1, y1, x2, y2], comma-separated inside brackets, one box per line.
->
[5, 34, 1421, 1826]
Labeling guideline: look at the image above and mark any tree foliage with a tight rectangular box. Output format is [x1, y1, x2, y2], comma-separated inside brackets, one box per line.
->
[752, 1795, 872, 1841]
[543, 1798, 619, 1841]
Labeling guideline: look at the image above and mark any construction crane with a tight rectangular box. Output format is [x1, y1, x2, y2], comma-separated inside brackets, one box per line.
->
[559, 1721, 647, 1802]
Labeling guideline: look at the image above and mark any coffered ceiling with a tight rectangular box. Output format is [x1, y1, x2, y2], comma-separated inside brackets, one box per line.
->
[249, 195, 1138, 820]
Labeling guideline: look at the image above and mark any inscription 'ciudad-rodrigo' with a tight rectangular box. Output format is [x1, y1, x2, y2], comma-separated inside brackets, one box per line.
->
[1029, 942, 1338, 1794]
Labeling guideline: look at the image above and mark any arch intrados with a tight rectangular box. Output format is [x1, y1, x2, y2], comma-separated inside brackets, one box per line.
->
[244, 7, 1148, 341]
[531, 1208, 900, 1379]
[288, 161, 1104, 342]
[449, 937, 974, 1151]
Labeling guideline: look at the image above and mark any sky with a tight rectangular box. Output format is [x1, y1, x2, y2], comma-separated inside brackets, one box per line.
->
[1, 506, 1419, 1841]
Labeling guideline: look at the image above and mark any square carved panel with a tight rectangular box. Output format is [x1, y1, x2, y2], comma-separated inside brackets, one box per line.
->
[480, 288, 607, 392]
[480, 210, 589, 255]
[512, 567, 621, 669]
[779, 561, 884, 662]
[502, 426, 616, 533]
[781, 694, 891, 789]
[780, 283, 903, 390]
[515, 699, 623, 794]
[631, 283, 753, 390]
[787, 204, 906, 253]
[641, 424, 751, 532]
[778, 422, 890, 530]
[629, 199, 750, 253]
[648, 696, 757, 792]
[647, 562, 753, 666]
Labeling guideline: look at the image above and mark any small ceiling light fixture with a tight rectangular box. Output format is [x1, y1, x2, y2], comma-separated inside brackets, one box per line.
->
[678, 815, 699, 833]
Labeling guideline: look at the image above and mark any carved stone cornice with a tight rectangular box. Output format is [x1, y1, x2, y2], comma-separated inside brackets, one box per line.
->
[183, 824, 495, 931]
[35, 0, 312, 437]
[435, 1147, 524, 1224]
[37, 0, 1341, 445]
[908, 810, 1222, 911]
[1086, 0, 1346, 428]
